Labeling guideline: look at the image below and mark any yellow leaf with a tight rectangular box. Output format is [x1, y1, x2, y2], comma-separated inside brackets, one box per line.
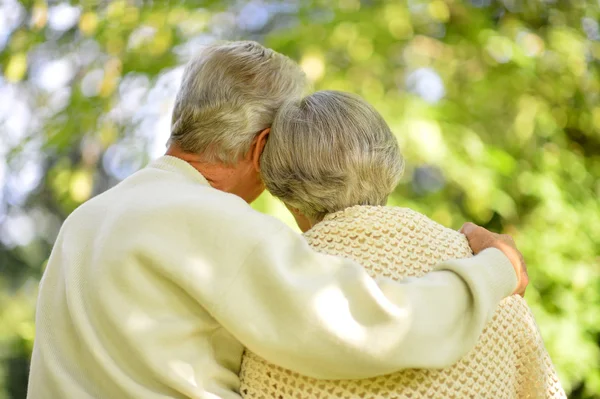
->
[5, 53, 28, 83]
[167, 7, 187, 25]
[99, 76, 117, 97]
[106, 36, 125, 55]
[99, 58, 122, 97]
[338, 0, 360, 12]
[519, 33, 545, 57]
[388, 18, 413, 40]
[79, 12, 99, 36]
[99, 121, 118, 147]
[592, 107, 600, 130]
[150, 29, 173, 56]
[348, 38, 373, 62]
[106, 0, 126, 19]
[31, 2, 48, 30]
[122, 6, 140, 25]
[69, 169, 93, 202]
[330, 22, 358, 48]
[428, 0, 450, 23]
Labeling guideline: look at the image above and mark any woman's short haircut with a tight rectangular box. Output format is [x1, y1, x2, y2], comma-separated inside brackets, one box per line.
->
[261, 90, 404, 221]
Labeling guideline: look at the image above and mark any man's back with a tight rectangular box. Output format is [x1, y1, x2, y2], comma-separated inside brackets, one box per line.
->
[28, 157, 254, 399]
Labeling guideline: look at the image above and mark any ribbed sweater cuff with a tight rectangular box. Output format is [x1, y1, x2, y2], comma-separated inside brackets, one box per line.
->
[477, 247, 519, 300]
[434, 247, 518, 303]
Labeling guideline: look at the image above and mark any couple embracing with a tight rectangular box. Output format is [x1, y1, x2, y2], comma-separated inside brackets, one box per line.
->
[27, 41, 564, 399]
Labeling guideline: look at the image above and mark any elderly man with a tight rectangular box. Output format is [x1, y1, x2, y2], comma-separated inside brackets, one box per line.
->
[27, 41, 527, 399]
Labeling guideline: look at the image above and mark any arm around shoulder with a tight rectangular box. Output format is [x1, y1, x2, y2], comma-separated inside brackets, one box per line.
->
[208, 219, 518, 379]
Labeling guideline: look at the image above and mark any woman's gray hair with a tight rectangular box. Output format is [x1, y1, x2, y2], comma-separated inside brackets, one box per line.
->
[261, 90, 404, 221]
[170, 41, 307, 163]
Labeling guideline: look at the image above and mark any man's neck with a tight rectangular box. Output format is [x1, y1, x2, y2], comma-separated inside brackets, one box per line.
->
[165, 142, 264, 203]
[165, 144, 236, 193]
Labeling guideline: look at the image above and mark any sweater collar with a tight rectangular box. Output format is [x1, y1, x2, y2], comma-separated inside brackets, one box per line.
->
[147, 155, 210, 186]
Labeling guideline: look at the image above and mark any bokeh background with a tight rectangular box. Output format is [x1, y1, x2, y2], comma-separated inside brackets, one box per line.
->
[0, 0, 599, 397]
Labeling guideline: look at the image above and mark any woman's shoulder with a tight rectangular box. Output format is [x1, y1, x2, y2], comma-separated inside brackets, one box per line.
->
[310, 205, 465, 242]
[305, 205, 472, 269]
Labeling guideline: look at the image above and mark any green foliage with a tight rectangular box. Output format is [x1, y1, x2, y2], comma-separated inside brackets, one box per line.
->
[1, 0, 599, 398]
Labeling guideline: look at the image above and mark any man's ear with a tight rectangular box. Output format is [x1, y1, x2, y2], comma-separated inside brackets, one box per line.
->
[251, 128, 270, 172]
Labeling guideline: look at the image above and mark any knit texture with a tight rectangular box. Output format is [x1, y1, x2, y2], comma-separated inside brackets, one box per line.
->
[240, 206, 565, 399]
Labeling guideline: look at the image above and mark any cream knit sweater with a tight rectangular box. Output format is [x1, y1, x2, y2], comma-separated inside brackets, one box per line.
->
[240, 206, 565, 399]
[28, 157, 518, 399]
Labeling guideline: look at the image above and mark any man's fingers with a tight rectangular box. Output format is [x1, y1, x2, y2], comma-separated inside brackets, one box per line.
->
[499, 234, 515, 245]
[459, 222, 478, 235]
[460, 222, 497, 254]
[460, 222, 529, 296]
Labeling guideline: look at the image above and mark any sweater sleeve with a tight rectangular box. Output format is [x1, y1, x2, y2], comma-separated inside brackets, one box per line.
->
[209, 221, 517, 380]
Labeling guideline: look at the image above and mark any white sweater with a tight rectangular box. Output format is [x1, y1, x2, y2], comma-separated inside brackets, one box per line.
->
[27, 156, 517, 399]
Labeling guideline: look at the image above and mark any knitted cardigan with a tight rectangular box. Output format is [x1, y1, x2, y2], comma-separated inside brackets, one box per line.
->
[239, 206, 566, 399]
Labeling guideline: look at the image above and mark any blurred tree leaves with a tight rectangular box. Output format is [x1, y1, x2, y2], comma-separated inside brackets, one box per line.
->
[1, 0, 599, 398]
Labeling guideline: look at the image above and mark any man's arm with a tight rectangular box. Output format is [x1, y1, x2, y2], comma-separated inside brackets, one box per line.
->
[205, 220, 519, 380]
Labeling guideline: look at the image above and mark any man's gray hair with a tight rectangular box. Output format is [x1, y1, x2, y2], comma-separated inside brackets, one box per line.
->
[261, 90, 405, 221]
[170, 41, 307, 163]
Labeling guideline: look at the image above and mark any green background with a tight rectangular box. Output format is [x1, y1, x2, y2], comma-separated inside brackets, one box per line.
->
[1, 0, 599, 397]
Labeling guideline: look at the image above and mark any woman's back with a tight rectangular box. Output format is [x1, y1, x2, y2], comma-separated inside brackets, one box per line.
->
[240, 206, 565, 398]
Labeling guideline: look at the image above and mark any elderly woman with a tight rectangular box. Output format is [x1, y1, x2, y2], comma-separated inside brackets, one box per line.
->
[239, 91, 565, 398]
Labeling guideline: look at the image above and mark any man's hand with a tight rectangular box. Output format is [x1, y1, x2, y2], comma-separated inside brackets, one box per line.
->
[459, 222, 529, 297]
